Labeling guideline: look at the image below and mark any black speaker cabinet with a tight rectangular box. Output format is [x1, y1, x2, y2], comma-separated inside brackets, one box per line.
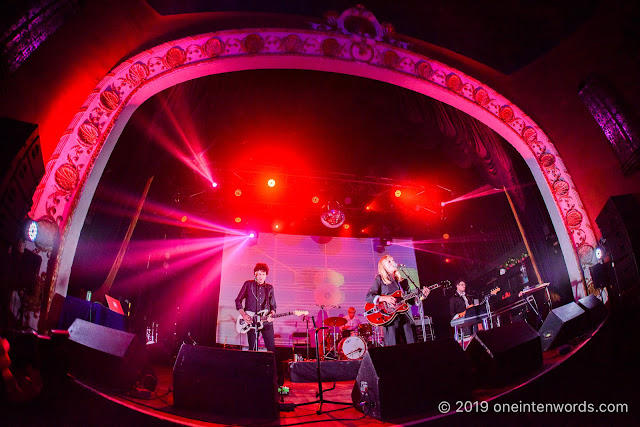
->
[351, 339, 472, 420]
[577, 295, 607, 328]
[66, 319, 146, 390]
[465, 321, 542, 387]
[538, 302, 590, 351]
[173, 345, 278, 420]
[17, 249, 42, 292]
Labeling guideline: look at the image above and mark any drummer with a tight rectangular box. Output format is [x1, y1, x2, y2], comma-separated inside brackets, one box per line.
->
[340, 307, 362, 336]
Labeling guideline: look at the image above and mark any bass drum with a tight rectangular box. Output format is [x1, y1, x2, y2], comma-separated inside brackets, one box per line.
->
[338, 335, 367, 360]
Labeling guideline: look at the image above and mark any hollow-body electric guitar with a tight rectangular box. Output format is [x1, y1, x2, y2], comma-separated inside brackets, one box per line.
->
[365, 281, 450, 326]
[236, 309, 308, 334]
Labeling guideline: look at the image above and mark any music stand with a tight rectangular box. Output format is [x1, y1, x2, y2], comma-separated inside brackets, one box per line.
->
[294, 321, 353, 414]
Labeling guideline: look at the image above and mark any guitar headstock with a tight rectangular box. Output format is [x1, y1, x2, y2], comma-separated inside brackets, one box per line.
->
[490, 287, 500, 295]
[294, 310, 308, 316]
[440, 280, 452, 289]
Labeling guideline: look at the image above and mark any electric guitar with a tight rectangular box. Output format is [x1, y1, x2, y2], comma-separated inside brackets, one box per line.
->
[365, 281, 451, 326]
[236, 309, 308, 334]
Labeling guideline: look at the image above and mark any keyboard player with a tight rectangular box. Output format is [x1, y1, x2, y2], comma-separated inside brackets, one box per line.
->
[449, 279, 474, 337]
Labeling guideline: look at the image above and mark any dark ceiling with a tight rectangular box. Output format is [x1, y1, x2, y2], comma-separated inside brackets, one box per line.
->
[92, 69, 527, 243]
[146, 0, 601, 74]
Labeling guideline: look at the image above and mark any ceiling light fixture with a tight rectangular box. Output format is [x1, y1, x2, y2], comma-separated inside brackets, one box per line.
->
[320, 201, 345, 228]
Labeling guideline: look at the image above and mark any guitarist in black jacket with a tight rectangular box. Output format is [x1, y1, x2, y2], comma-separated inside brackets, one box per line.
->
[366, 255, 430, 346]
[235, 263, 284, 387]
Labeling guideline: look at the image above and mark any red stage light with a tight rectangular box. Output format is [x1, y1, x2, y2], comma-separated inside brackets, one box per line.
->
[366, 206, 371, 210]
[440, 201, 445, 207]
[267, 179, 276, 187]
[235, 189, 242, 197]
[443, 233, 450, 239]
[394, 190, 402, 197]
[212, 182, 218, 188]
[234, 217, 241, 223]
[445, 258, 451, 263]
[181, 216, 187, 223]
[312, 196, 319, 204]
[343, 224, 350, 229]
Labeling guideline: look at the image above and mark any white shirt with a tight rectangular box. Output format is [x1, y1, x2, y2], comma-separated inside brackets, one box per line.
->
[342, 314, 361, 331]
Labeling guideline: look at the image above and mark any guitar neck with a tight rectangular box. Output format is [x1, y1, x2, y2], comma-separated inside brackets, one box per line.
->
[401, 283, 440, 301]
[273, 311, 294, 318]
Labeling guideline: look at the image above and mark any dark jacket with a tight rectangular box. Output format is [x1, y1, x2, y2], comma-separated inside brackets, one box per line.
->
[235, 280, 276, 314]
[449, 293, 468, 319]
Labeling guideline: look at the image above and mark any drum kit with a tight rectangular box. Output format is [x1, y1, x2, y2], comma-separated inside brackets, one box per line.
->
[321, 316, 383, 360]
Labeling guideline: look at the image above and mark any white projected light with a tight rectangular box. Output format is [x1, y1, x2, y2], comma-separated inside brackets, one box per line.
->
[216, 233, 419, 346]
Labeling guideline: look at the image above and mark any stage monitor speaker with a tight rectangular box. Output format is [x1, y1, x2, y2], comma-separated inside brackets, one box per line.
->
[351, 339, 471, 420]
[538, 302, 590, 351]
[173, 344, 278, 420]
[465, 321, 542, 387]
[66, 319, 146, 390]
[577, 295, 607, 328]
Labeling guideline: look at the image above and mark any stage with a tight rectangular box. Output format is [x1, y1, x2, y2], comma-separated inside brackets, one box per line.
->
[5, 312, 635, 426]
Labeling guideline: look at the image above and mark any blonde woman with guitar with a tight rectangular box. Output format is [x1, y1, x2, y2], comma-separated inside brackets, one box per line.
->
[365, 255, 431, 346]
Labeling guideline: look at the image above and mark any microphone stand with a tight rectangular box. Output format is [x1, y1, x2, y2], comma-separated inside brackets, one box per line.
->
[294, 325, 353, 414]
[304, 315, 310, 360]
[398, 266, 427, 342]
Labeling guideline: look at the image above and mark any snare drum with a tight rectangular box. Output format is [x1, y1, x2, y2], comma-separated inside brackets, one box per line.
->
[338, 335, 367, 360]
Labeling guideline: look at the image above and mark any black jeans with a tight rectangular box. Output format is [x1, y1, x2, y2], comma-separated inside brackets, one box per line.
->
[383, 313, 416, 346]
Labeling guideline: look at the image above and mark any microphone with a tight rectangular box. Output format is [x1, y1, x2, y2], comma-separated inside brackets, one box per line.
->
[396, 263, 407, 267]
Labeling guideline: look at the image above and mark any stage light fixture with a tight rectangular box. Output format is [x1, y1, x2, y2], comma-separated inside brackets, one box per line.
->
[235, 189, 242, 197]
[343, 224, 350, 230]
[595, 247, 604, 260]
[211, 182, 218, 188]
[25, 219, 59, 251]
[312, 196, 319, 204]
[320, 201, 345, 228]
[395, 190, 402, 197]
[443, 233, 450, 240]
[235, 217, 242, 223]
[27, 220, 37, 242]
[247, 230, 259, 246]
[440, 201, 446, 207]
[267, 179, 276, 187]
[180, 216, 187, 223]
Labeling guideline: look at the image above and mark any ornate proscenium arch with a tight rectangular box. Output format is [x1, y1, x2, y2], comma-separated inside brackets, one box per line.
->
[29, 8, 596, 302]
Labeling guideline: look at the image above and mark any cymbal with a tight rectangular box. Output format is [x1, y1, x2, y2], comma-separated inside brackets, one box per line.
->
[324, 317, 347, 327]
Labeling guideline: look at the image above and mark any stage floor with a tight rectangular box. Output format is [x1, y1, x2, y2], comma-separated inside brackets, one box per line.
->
[74, 327, 599, 426]
[49, 313, 640, 426]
